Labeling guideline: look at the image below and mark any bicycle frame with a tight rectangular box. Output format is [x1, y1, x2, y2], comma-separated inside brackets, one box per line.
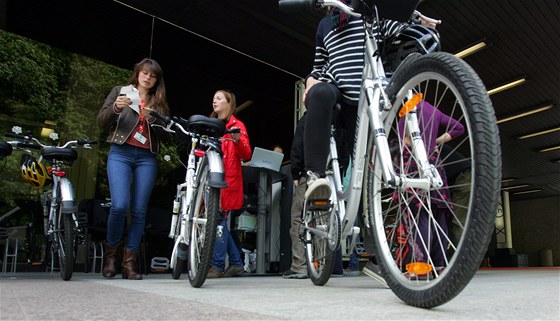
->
[163, 118, 226, 270]
[42, 159, 77, 242]
[315, 0, 442, 254]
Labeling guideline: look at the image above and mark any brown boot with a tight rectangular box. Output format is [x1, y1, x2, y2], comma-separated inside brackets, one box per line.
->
[102, 241, 122, 278]
[122, 248, 142, 280]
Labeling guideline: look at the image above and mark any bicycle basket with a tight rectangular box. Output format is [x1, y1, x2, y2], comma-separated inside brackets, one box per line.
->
[351, 0, 419, 22]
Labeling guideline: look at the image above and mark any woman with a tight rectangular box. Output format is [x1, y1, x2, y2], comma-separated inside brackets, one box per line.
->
[97, 58, 170, 280]
[207, 89, 252, 278]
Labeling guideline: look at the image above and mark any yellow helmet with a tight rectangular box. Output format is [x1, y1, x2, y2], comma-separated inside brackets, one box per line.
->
[20, 154, 52, 188]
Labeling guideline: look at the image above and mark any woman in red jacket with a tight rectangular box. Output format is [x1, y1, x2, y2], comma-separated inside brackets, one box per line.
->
[207, 89, 252, 278]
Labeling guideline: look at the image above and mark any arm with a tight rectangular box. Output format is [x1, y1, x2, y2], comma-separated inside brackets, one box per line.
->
[233, 122, 252, 161]
[97, 86, 122, 128]
[436, 110, 464, 143]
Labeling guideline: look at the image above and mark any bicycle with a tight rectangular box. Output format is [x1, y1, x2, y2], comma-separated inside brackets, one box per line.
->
[279, 0, 501, 308]
[149, 111, 238, 288]
[4, 131, 96, 280]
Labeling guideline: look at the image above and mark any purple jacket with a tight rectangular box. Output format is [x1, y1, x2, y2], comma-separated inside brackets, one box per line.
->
[398, 100, 464, 152]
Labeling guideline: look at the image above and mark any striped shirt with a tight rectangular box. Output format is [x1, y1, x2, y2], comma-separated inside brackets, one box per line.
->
[308, 16, 402, 105]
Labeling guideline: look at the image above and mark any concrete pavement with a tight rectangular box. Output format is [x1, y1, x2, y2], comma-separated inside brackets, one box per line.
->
[1, 268, 559, 320]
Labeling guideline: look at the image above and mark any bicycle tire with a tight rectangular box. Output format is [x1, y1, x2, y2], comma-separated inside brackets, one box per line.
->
[187, 162, 219, 288]
[365, 52, 501, 308]
[304, 209, 339, 286]
[58, 210, 75, 281]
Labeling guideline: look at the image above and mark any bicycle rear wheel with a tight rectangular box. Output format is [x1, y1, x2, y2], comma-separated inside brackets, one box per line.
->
[304, 208, 339, 286]
[187, 162, 219, 288]
[170, 209, 186, 279]
[365, 52, 501, 308]
[57, 210, 76, 281]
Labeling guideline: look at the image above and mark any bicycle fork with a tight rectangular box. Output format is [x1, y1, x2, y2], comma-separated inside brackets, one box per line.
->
[363, 79, 442, 190]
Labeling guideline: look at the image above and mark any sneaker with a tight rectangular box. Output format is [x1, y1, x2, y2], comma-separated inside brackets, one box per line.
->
[343, 268, 360, 277]
[304, 171, 331, 202]
[282, 269, 308, 279]
[223, 265, 245, 277]
[207, 266, 224, 278]
[363, 261, 389, 288]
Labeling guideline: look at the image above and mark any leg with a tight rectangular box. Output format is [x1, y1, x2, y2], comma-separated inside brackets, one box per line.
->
[123, 147, 157, 280]
[127, 148, 157, 252]
[211, 218, 228, 272]
[303, 82, 340, 176]
[288, 177, 307, 274]
[106, 144, 133, 246]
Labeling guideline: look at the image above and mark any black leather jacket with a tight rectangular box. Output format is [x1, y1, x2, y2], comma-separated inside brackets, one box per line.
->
[97, 86, 167, 154]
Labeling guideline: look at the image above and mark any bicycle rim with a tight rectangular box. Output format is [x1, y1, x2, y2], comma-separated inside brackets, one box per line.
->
[366, 52, 501, 308]
[187, 164, 219, 288]
[58, 210, 75, 281]
[304, 209, 338, 286]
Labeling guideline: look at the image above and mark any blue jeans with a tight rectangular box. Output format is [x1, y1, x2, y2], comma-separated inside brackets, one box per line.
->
[106, 143, 157, 252]
[212, 216, 243, 271]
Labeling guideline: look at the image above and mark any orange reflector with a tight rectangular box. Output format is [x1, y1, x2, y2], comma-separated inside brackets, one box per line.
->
[398, 93, 423, 118]
[311, 200, 329, 206]
[406, 262, 433, 275]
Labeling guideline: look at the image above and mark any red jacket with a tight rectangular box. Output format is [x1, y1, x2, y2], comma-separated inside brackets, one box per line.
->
[220, 115, 252, 211]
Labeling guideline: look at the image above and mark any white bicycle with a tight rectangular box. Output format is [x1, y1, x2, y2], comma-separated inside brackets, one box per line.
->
[280, 0, 501, 308]
[150, 111, 238, 288]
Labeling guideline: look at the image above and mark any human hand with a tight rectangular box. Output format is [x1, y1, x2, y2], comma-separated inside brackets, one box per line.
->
[142, 107, 156, 123]
[114, 95, 131, 111]
[303, 77, 321, 106]
[230, 127, 241, 143]
[419, 17, 437, 29]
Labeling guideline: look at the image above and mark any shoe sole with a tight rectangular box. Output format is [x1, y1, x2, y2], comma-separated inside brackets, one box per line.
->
[282, 274, 308, 279]
[304, 180, 331, 200]
[363, 267, 389, 288]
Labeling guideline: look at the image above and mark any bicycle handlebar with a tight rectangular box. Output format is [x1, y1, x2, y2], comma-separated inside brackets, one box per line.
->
[149, 110, 240, 136]
[279, 0, 440, 24]
[4, 133, 97, 149]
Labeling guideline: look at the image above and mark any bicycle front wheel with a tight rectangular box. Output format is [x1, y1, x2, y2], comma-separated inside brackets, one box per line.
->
[57, 210, 76, 281]
[187, 162, 219, 288]
[366, 52, 501, 308]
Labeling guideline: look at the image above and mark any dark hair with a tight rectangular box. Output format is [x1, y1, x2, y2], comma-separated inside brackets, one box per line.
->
[128, 58, 169, 115]
[209, 89, 237, 121]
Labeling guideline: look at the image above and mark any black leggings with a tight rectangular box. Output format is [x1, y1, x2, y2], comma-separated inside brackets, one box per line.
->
[304, 82, 357, 177]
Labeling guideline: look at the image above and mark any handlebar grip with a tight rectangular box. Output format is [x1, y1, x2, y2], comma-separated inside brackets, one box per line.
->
[5, 133, 31, 140]
[279, 0, 317, 13]
[149, 110, 171, 124]
[78, 140, 98, 146]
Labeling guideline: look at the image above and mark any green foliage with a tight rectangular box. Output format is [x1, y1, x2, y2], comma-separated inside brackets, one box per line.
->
[1, 30, 180, 215]
[0, 30, 71, 122]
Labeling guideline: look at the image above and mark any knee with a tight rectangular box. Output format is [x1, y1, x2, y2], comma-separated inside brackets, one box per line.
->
[307, 82, 339, 106]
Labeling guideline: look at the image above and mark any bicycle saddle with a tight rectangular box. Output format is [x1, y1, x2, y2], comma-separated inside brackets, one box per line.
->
[0, 141, 13, 159]
[41, 147, 78, 163]
[186, 115, 226, 138]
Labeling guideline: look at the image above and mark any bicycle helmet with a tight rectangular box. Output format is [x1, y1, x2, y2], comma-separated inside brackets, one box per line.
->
[20, 154, 52, 188]
[382, 24, 441, 73]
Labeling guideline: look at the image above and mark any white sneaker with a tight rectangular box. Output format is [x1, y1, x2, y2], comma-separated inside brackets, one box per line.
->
[304, 171, 331, 201]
